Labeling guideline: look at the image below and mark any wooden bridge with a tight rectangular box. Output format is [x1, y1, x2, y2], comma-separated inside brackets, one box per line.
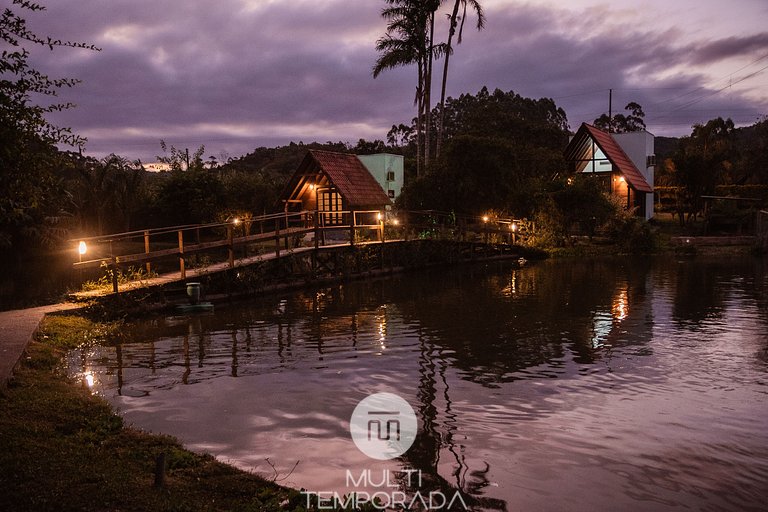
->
[70, 209, 533, 298]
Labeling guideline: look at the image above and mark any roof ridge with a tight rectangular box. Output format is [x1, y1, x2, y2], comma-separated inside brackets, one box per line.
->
[579, 123, 652, 193]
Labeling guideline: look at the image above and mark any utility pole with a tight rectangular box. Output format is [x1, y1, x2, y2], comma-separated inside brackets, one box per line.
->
[608, 88, 613, 133]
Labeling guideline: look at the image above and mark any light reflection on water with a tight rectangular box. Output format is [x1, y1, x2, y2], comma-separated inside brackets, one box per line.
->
[69, 256, 768, 511]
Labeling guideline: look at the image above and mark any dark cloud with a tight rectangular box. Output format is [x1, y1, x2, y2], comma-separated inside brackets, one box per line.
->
[447, 3, 767, 135]
[18, 0, 768, 161]
[689, 34, 768, 65]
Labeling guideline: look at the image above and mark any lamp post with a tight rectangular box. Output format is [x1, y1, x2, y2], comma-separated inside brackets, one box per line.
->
[77, 241, 87, 285]
[78, 241, 87, 263]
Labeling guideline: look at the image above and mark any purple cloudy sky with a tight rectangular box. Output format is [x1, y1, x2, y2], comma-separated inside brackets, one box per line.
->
[20, 0, 768, 162]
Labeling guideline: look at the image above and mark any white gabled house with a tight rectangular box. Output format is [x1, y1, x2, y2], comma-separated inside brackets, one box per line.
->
[564, 123, 655, 220]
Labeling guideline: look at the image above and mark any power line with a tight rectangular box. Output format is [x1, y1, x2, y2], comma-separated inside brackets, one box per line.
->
[648, 61, 768, 123]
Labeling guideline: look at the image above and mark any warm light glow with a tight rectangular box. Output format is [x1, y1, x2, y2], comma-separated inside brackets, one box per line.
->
[309, 183, 315, 191]
[618, 176, 626, 183]
[233, 218, 241, 225]
[612, 289, 629, 321]
[84, 371, 95, 387]
[377, 212, 382, 221]
[377, 314, 387, 348]
[78, 241, 87, 255]
[392, 219, 399, 226]
[511, 223, 517, 232]
[482, 215, 489, 223]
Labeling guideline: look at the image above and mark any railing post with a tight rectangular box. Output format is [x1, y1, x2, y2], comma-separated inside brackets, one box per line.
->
[314, 212, 320, 250]
[111, 261, 119, 294]
[350, 210, 356, 246]
[178, 230, 185, 279]
[321, 212, 326, 246]
[275, 217, 281, 258]
[109, 240, 119, 294]
[144, 230, 151, 274]
[312, 212, 319, 275]
[379, 212, 385, 243]
[228, 225, 235, 268]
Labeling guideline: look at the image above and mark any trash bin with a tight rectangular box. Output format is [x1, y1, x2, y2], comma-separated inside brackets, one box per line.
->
[186, 282, 202, 305]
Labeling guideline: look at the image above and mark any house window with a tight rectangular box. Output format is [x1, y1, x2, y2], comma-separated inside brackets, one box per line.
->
[319, 191, 343, 225]
[646, 155, 657, 167]
[386, 171, 395, 181]
[388, 189, 395, 198]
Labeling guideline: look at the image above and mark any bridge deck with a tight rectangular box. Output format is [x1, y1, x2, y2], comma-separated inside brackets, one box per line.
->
[69, 240, 385, 300]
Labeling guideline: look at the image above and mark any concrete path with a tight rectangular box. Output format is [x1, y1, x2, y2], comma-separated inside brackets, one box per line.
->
[0, 302, 83, 387]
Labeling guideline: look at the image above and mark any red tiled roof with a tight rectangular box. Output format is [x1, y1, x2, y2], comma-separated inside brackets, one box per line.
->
[565, 123, 653, 193]
[285, 150, 391, 208]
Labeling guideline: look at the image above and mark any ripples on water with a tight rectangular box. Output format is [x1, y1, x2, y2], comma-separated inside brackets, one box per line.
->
[69, 256, 768, 511]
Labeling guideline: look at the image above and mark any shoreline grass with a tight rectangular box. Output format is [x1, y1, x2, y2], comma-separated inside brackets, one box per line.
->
[0, 318, 305, 512]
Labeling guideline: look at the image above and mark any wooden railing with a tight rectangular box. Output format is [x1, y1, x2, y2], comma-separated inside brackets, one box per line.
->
[70, 209, 532, 293]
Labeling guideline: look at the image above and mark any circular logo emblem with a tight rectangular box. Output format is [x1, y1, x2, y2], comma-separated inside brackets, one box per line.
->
[350, 392, 417, 460]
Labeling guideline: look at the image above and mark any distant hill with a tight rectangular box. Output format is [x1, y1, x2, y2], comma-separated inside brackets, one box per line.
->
[220, 141, 350, 179]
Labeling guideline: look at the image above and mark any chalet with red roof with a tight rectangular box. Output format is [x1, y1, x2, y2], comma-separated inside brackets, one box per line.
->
[564, 123, 655, 220]
[281, 150, 392, 224]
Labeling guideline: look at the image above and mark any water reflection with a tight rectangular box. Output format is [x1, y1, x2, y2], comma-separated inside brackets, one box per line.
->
[69, 256, 768, 511]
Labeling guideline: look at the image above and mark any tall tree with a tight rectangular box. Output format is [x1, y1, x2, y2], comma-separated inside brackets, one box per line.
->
[399, 88, 569, 216]
[668, 117, 735, 224]
[157, 140, 206, 171]
[435, 0, 485, 157]
[423, 0, 439, 168]
[734, 116, 768, 184]
[593, 101, 646, 133]
[374, 0, 443, 176]
[0, 0, 97, 249]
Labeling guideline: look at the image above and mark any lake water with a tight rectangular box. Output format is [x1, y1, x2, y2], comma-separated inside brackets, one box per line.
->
[69, 256, 768, 511]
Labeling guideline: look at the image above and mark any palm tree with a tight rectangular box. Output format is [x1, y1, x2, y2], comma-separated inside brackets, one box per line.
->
[436, 0, 485, 157]
[374, 0, 443, 176]
[423, 0, 442, 168]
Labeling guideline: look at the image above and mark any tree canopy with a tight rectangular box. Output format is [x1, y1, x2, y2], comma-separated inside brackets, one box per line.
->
[593, 102, 646, 133]
[396, 87, 569, 217]
[0, 0, 97, 249]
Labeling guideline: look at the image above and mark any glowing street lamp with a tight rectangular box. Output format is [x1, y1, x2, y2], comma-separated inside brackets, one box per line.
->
[78, 241, 87, 262]
[482, 215, 489, 223]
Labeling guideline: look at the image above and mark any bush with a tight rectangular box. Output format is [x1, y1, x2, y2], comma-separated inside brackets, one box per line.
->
[604, 197, 657, 253]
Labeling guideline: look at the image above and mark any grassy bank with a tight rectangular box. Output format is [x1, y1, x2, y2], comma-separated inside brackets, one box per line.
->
[0, 315, 305, 512]
[542, 211, 762, 259]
